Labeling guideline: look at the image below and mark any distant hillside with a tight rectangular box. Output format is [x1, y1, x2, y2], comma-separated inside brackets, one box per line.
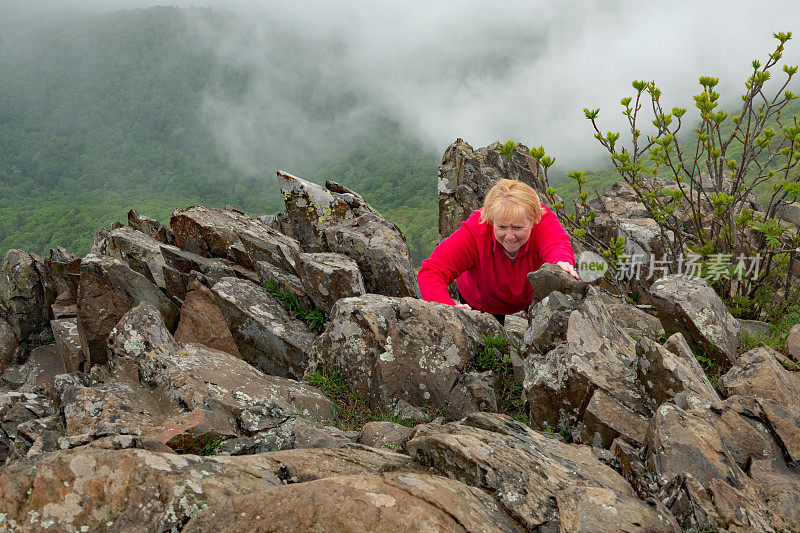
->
[0, 6, 439, 263]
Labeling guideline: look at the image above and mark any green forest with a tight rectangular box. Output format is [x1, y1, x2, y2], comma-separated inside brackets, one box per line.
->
[0, 7, 439, 263]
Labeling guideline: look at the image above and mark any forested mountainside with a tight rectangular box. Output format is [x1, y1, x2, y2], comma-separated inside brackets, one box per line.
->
[0, 6, 439, 263]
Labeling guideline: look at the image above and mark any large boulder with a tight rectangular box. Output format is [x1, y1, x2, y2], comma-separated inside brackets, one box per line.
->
[170, 205, 300, 273]
[0, 445, 415, 532]
[76, 255, 179, 367]
[184, 472, 523, 533]
[0, 249, 47, 341]
[278, 172, 420, 298]
[93, 225, 171, 288]
[174, 278, 241, 358]
[406, 412, 679, 531]
[310, 294, 503, 420]
[50, 318, 84, 373]
[718, 346, 800, 414]
[296, 252, 365, 314]
[108, 302, 335, 422]
[211, 277, 316, 380]
[649, 274, 741, 365]
[521, 288, 650, 444]
[0, 316, 17, 374]
[128, 207, 175, 246]
[437, 139, 551, 240]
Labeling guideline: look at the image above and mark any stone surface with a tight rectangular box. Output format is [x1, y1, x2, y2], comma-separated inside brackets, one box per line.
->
[296, 252, 365, 313]
[0, 316, 17, 374]
[718, 346, 800, 414]
[76, 255, 179, 366]
[437, 139, 552, 240]
[527, 262, 583, 304]
[0, 445, 415, 532]
[637, 334, 720, 410]
[0, 249, 47, 341]
[576, 389, 650, 448]
[108, 302, 335, 422]
[93, 225, 170, 288]
[310, 294, 503, 419]
[406, 412, 677, 531]
[324, 211, 421, 299]
[522, 288, 649, 437]
[184, 472, 523, 533]
[211, 277, 316, 380]
[649, 274, 741, 365]
[128, 207, 176, 246]
[50, 317, 85, 374]
[171, 205, 300, 265]
[786, 323, 800, 360]
[0, 390, 56, 463]
[596, 291, 664, 340]
[174, 277, 241, 358]
[357, 421, 414, 451]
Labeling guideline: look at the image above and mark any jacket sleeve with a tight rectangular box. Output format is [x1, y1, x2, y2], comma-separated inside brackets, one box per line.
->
[531, 206, 575, 266]
[417, 221, 480, 305]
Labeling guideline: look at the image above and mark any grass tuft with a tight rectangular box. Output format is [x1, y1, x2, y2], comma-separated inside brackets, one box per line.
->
[263, 280, 325, 333]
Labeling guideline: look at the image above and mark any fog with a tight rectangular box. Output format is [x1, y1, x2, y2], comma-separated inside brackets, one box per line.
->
[4, 0, 800, 172]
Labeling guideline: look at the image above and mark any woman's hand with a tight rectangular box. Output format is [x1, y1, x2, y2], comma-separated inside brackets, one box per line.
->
[557, 261, 580, 280]
[454, 302, 474, 311]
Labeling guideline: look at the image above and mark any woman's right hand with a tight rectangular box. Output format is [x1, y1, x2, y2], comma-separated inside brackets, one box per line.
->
[454, 302, 474, 311]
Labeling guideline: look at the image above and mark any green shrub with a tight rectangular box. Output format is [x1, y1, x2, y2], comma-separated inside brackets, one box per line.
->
[262, 280, 325, 333]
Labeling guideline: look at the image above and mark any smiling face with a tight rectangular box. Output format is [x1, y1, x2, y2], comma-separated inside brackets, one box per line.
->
[493, 216, 534, 255]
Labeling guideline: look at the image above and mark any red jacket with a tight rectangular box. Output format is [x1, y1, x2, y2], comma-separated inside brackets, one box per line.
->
[417, 207, 575, 315]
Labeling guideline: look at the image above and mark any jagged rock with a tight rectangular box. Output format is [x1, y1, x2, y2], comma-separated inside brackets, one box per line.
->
[774, 200, 800, 226]
[93, 225, 172, 288]
[211, 277, 316, 380]
[437, 139, 551, 240]
[160, 245, 238, 282]
[406, 412, 677, 531]
[174, 278, 241, 358]
[237, 231, 301, 275]
[637, 334, 720, 410]
[0, 391, 56, 463]
[596, 291, 664, 340]
[128, 208, 175, 245]
[254, 260, 314, 310]
[277, 171, 420, 298]
[76, 255, 178, 367]
[522, 288, 649, 439]
[526, 262, 582, 304]
[171, 205, 300, 273]
[323, 211, 421, 298]
[0, 445, 415, 531]
[108, 302, 335, 422]
[50, 317, 85, 373]
[17, 344, 65, 401]
[357, 421, 414, 451]
[184, 472, 523, 533]
[718, 346, 800, 414]
[644, 402, 746, 488]
[388, 399, 431, 425]
[522, 290, 578, 352]
[296, 252, 365, 313]
[0, 249, 47, 341]
[575, 389, 650, 448]
[0, 316, 17, 374]
[649, 274, 740, 365]
[276, 171, 356, 252]
[218, 417, 353, 455]
[660, 473, 794, 533]
[785, 323, 800, 360]
[310, 294, 503, 419]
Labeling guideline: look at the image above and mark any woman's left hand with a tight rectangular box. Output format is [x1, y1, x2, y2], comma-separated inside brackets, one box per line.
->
[557, 261, 580, 280]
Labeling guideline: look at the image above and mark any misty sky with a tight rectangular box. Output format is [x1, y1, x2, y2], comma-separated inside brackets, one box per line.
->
[4, 0, 800, 173]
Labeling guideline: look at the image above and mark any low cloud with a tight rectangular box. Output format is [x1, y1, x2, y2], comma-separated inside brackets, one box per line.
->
[4, 0, 800, 172]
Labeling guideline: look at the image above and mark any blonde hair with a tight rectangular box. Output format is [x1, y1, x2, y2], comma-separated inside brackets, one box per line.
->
[480, 179, 543, 226]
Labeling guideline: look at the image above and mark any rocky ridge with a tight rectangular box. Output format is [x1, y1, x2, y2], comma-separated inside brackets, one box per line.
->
[0, 151, 797, 531]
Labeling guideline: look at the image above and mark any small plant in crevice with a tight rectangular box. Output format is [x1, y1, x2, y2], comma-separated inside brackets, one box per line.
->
[694, 347, 730, 389]
[262, 280, 325, 333]
[473, 334, 528, 425]
[306, 366, 414, 431]
[172, 434, 229, 456]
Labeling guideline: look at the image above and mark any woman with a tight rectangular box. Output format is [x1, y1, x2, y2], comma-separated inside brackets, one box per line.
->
[417, 179, 578, 324]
